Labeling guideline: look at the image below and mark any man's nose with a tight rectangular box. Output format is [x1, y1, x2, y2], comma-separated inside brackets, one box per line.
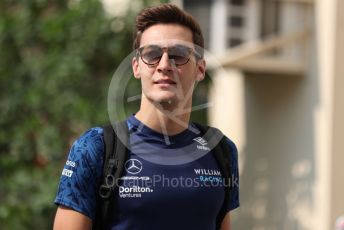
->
[157, 52, 174, 73]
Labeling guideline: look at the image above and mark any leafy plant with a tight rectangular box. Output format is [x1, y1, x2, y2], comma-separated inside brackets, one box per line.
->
[0, 0, 166, 228]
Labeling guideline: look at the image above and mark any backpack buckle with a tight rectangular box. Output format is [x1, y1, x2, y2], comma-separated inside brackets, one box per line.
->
[99, 174, 117, 198]
[99, 184, 112, 198]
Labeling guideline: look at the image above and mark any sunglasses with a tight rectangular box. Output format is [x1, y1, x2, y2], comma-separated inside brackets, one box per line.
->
[136, 44, 201, 66]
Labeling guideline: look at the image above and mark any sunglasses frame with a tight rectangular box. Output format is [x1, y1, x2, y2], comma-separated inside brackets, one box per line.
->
[136, 44, 202, 66]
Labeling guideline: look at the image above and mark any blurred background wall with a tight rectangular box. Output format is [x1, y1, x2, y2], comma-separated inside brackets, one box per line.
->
[172, 0, 344, 229]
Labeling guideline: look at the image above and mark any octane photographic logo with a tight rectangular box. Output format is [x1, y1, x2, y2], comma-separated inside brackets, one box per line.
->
[107, 39, 226, 165]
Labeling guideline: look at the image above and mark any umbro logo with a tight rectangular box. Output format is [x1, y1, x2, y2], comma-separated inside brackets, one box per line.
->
[193, 137, 207, 146]
[193, 137, 210, 151]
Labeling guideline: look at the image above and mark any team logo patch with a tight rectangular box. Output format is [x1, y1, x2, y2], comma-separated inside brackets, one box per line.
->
[193, 137, 211, 151]
[193, 137, 207, 145]
[125, 159, 143, 174]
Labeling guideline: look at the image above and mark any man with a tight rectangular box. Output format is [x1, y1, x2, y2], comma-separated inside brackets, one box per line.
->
[54, 3, 239, 230]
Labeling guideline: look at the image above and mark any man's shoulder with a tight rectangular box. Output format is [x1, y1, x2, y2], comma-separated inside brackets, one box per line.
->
[76, 126, 104, 137]
[74, 127, 104, 145]
[68, 127, 105, 159]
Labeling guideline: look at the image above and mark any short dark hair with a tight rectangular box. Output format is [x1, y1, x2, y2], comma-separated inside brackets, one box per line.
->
[133, 3, 204, 57]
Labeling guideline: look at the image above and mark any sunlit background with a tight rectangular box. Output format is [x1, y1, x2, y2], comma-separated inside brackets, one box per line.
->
[0, 0, 343, 229]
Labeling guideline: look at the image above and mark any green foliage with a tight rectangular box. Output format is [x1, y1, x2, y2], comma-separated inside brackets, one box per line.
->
[0, 0, 165, 229]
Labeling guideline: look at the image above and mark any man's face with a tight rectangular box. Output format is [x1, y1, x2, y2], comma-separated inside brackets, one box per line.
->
[132, 24, 206, 108]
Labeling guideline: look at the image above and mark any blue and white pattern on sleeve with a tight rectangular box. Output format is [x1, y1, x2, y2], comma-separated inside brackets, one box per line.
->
[54, 127, 104, 220]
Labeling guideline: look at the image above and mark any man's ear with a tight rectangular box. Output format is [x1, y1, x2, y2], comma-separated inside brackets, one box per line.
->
[196, 59, 206, 82]
[132, 57, 141, 79]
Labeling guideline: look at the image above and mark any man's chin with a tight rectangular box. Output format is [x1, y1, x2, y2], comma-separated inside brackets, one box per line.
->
[144, 92, 184, 107]
[156, 98, 176, 104]
[150, 97, 179, 107]
[148, 94, 177, 103]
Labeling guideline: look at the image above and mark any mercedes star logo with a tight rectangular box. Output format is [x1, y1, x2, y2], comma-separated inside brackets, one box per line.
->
[125, 159, 143, 174]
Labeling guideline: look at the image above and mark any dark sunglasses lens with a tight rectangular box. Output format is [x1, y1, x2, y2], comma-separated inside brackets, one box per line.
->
[139, 45, 192, 65]
[141, 46, 163, 64]
[168, 46, 190, 65]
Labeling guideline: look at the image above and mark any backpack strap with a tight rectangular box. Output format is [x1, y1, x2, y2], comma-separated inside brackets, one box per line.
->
[93, 120, 129, 230]
[193, 123, 232, 230]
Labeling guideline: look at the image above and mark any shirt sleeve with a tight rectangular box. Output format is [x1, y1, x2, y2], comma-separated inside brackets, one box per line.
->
[225, 137, 240, 212]
[54, 127, 104, 220]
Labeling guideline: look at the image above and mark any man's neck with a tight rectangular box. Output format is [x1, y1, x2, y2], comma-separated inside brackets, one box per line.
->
[134, 98, 192, 136]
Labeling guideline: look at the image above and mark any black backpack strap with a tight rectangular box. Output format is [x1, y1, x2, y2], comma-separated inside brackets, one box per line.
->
[194, 123, 232, 230]
[93, 120, 129, 230]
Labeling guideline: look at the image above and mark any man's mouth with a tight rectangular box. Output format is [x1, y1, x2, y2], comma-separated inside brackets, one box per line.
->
[154, 79, 176, 85]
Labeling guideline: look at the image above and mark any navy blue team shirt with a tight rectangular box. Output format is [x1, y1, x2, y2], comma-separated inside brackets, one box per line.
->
[55, 115, 239, 230]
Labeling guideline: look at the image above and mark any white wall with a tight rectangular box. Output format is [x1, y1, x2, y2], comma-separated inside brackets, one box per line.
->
[314, 0, 337, 228]
[330, 0, 344, 226]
